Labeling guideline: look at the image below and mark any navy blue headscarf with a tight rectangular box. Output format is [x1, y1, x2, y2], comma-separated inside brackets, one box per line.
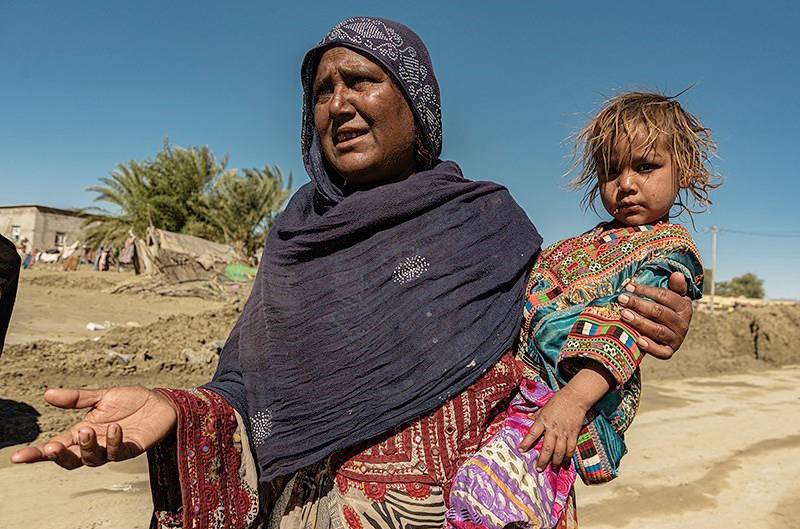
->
[206, 17, 542, 481]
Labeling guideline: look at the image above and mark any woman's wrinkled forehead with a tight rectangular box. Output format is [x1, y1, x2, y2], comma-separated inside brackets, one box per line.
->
[300, 17, 442, 160]
[311, 45, 393, 91]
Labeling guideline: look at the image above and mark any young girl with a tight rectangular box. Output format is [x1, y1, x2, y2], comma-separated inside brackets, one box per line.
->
[446, 91, 722, 529]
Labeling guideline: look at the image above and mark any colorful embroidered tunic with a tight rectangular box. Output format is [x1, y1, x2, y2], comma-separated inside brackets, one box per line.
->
[147, 353, 584, 529]
[524, 222, 702, 481]
[446, 223, 703, 529]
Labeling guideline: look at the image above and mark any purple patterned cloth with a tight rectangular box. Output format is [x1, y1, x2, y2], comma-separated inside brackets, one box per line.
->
[447, 380, 576, 529]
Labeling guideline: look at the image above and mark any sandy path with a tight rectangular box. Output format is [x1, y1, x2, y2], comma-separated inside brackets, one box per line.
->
[2, 366, 798, 529]
[579, 366, 800, 529]
[6, 270, 225, 345]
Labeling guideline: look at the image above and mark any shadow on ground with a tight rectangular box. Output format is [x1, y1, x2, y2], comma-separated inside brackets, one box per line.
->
[0, 399, 40, 448]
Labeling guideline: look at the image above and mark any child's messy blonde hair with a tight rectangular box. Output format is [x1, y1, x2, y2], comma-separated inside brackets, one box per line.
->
[570, 90, 722, 219]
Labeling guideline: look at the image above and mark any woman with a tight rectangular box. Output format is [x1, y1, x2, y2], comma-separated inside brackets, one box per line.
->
[12, 17, 694, 529]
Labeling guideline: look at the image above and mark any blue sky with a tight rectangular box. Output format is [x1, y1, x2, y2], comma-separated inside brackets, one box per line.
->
[2, 1, 798, 298]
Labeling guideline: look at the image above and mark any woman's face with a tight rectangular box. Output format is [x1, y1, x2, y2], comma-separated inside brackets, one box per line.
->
[312, 46, 417, 186]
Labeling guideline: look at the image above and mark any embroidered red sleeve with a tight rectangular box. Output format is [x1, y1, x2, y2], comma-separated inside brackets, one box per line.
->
[147, 388, 260, 529]
[558, 304, 642, 386]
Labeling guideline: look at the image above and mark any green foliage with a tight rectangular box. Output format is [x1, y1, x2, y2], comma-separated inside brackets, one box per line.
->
[83, 138, 292, 258]
[194, 165, 292, 257]
[715, 272, 765, 299]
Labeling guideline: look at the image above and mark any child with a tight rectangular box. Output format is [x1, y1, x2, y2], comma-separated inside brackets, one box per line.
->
[446, 91, 721, 529]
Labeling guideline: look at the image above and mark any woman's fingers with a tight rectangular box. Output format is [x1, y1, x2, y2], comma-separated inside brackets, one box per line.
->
[10, 446, 49, 464]
[667, 271, 689, 297]
[10, 430, 76, 464]
[78, 427, 106, 466]
[44, 388, 108, 410]
[106, 424, 123, 461]
[637, 340, 677, 360]
[619, 293, 681, 352]
[44, 441, 83, 470]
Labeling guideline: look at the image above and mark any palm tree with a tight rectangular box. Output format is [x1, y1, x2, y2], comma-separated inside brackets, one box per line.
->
[83, 138, 227, 246]
[195, 165, 292, 258]
[82, 159, 153, 246]
[83, 139, 293, 257]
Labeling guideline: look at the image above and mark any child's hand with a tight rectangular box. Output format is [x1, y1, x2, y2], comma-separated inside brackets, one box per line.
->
[519, 387, 589, 472]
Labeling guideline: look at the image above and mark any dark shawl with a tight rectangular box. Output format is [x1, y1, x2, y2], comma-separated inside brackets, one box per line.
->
[205, 17, 542, 481]
[0, 235, 21, 354]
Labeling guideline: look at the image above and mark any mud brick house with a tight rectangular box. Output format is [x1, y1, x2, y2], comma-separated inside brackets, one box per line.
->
[0, 205, 84, 251]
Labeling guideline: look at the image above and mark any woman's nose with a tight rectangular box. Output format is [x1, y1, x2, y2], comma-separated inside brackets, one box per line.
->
[328, 86, 355, 118]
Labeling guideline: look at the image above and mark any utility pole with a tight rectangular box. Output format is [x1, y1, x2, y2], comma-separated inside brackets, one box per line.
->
[710, 226, 718, 311]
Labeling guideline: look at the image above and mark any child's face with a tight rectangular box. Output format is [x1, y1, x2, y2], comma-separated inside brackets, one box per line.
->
[598, 136, 678, 226]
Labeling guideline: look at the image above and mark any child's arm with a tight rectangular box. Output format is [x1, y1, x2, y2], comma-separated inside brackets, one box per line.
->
[520, 361, 615, 471]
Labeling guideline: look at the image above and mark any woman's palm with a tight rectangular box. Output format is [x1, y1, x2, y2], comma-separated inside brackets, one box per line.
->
[11, 386, 177, 468]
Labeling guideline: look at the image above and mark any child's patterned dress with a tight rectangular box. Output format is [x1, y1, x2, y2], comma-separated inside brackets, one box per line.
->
[447, 222, 703, 529]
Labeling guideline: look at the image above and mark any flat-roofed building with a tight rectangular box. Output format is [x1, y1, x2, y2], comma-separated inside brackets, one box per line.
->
[0, 205, 84, 251]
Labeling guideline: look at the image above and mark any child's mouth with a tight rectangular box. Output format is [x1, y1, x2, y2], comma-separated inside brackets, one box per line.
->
[615, 203, 641, 214]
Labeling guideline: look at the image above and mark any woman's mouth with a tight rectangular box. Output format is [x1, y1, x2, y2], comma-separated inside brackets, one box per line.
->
[334, 129, 367, 146]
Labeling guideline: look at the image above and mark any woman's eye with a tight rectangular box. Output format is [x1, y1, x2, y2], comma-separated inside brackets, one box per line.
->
[352, 76, 374, 87]
[313, 86, 332, 103]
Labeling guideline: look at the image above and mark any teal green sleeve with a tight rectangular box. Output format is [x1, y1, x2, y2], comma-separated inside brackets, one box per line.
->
[631, 247, 704, 301]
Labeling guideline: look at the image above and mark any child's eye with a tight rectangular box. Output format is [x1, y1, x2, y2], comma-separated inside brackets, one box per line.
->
[600, 167, 619, 179]
[638, 163, 659, 173]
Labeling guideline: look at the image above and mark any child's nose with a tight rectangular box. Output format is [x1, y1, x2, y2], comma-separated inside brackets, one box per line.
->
[619, 170, 637, 192]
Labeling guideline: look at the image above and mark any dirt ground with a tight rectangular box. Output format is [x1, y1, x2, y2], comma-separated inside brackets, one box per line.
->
[1, 268, 799, 529]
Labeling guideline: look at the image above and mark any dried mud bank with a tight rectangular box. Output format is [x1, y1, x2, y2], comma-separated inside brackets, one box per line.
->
[641, 304, 800, 380]
[0, 302, 244, 444]
[1, 298, 799, 446]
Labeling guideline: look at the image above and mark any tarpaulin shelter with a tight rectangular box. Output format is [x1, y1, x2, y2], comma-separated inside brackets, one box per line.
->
[134, 227, 247, 282]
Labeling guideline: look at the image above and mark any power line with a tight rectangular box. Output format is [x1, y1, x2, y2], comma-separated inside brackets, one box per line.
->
[710, 228, 800, 238]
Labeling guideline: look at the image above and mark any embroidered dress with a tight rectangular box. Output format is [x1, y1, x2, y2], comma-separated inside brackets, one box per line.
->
[446, 223, 702, 529]
[147, 352, 583, 529]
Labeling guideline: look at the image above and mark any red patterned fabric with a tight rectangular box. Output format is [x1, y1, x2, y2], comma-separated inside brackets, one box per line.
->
[148, 388, 259, 529]
[334, 350, 522, 498]
[148, 355, 578, 528]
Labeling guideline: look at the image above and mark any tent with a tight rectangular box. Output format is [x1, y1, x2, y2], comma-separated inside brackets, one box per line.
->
[134, 227, 247, 282]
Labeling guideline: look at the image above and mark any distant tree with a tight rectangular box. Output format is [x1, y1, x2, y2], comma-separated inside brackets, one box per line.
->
[83, 138, 292, 258]
[82, 159, 155, 246]
[193, 165, 292, 258]
[702, 268, 713, 295]
[715, 272, 765, 299]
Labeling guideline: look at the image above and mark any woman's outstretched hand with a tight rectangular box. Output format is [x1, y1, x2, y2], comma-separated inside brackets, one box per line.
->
[618, 271, 693, 360]
[10, 386, 177, 470]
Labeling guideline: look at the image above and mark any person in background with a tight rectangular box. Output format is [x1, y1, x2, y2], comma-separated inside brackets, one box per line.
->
[0, 234, 21, 354]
